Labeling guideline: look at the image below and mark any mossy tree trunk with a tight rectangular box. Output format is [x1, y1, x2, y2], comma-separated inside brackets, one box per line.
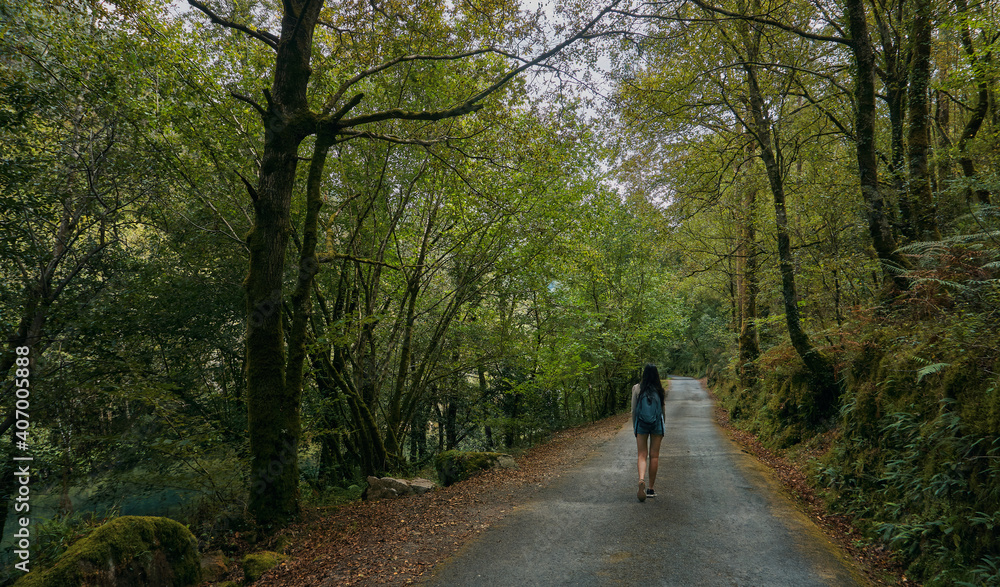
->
[242, 0, 323, 527]
[872, 2, 911, 238]
[904, 0, 941, 242]
[843, 0, 911, 286]
[739, 26, 838, 418]
[954, 0, 993, 205]
[735, 143, 760, 390]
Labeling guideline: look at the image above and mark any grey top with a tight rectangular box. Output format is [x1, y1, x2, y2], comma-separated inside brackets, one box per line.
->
[630, 383, 666, 431]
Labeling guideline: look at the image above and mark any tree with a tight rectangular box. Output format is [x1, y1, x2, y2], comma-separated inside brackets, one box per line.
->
[187, 0, 624, 527]
[731, 4, 838, 415]
[673, 0, 911, 283]
[904, 0, 941, 241]
[951, 0, 995, 205]
[0, 0, 176, 538]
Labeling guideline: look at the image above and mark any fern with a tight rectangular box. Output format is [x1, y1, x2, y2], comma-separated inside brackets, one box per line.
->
[910, 278, 970, 291]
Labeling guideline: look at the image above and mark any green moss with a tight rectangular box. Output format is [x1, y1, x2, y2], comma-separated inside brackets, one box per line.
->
[242, 551, 287, 583]
[15, 516, 200, 587]
[272, 534, 293, 554]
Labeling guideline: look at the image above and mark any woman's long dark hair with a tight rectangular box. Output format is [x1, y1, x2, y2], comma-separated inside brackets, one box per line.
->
[639, 363, 665, 403]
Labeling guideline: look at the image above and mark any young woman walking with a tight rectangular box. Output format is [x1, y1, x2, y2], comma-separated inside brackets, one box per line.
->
[631, 364, 666, 502]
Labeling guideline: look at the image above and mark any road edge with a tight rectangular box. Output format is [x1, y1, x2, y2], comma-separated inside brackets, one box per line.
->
[703, 377, 913, 586]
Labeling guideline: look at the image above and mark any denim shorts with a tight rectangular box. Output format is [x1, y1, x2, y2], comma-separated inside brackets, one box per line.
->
[634, 417, 664, 436]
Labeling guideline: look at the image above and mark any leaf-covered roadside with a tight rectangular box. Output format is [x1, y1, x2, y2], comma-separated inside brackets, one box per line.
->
[234, 414, 629, 586]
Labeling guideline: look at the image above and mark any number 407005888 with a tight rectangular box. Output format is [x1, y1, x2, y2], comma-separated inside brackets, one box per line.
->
[14, 346, 30, 449]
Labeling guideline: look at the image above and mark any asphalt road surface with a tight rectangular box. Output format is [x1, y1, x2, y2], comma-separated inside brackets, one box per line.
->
[423, 377, 867, 587]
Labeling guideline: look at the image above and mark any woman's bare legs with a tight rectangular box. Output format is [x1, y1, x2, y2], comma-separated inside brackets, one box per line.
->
[647, 434, 663, 490]
[636, 434, 649, 482]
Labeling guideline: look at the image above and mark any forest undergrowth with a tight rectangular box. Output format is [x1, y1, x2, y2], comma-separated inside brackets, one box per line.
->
[713, 247, 1000, 586]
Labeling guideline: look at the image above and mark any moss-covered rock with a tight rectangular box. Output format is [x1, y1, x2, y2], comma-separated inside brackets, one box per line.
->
[199, 550, 229, 582]
[15, 515, 200, 587]
[242, 551, 287, 583]
[434, 450, 517, 487]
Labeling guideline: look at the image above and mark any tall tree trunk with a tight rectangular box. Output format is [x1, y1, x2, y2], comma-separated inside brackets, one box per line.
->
[905, 0, 941, 241]
[873, 0, 911, 237]
[954, 0, 993, 205]
[735, 147, 760, 390]
[935, 88, 950, 193]
[844, 0, 911, 285]
[445, 398, 458, 450]
[409, 397, 429, 461]
[742, 53, 838, 418]
[478, 364, 494, 449]
[244, 1, 324, 527]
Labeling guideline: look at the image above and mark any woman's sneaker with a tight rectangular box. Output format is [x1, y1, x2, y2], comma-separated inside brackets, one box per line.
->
[637, 480, 646, 502]
[645, 488, 656, 498]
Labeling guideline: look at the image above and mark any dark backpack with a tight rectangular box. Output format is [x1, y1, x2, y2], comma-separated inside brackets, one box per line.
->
[637, 387, 662, 425]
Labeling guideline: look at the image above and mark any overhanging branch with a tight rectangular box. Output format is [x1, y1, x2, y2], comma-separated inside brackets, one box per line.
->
[334, 130, 446, 146]
[322, 48, 502, 115]
[187, 1, 280, 50]
[330, 0, 625, 132]
[317, 253, 401, 270]
[231, 91, 267, 118]
[337, 102, 484, 128]
[636, 0, 851, 46]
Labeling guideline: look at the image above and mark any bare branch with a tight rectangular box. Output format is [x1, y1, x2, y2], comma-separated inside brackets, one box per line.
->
[238, 171, 259, 202]
[317, 253, 401, 270]
[323, 1, 624, 136]
[187, 0, 279, 49]
[328, 92, 365, 122]
[51, 242, 112, 302]
[0, 411, 14, 437]
[337, 102, 484, 129]
[334, 130, 446, 146]
[322, 49, 499, 115]
[633, 1, 851, 46]
[464, 0, 627, 106]
[231, 91, 267, 118]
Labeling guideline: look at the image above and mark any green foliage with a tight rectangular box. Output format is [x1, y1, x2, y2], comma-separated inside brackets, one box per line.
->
[715, 346, 825, 447]
[667, 293, 730, 378]
[714, 214, 1000, 583]
[5, 0, 994, 580]
[31, 511, 119, 573]
[0, 511, 116, 586]
[825, 401, 1000, 585]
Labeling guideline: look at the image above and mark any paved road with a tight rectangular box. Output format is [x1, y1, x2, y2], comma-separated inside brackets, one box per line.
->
[423, 377, 866, 586]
